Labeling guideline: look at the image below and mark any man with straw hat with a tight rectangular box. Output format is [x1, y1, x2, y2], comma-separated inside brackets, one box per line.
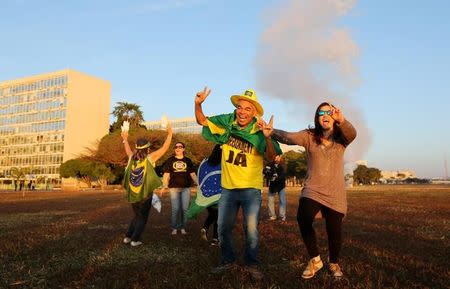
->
[194, 87, 281, 279]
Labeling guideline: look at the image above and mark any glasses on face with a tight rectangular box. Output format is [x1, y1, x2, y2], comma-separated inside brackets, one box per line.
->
[318, 110, 333, 116]
[174, 145, 184, 149]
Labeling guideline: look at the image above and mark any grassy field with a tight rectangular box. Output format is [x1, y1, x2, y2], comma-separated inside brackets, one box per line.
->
[0, 185, 449, 289]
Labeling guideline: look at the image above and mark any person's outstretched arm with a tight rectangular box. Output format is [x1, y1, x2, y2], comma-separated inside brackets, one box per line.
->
[195, 86, 211, 126]
[150, 125, 173, 163]
[121, 131, 133, 158]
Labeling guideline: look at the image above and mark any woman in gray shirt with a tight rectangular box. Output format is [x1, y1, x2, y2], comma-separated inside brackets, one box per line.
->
[262, 102, 356, 279]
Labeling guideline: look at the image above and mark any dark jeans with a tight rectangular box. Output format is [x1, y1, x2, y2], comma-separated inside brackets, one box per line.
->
[126, 195, 153, 242]
[297, 197, 344, 263]
[203, 206, 218, 239]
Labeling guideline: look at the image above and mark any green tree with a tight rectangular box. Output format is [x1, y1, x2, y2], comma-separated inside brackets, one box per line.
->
[283, 150, 307, 185]
[110, 102, 145, 132]
[10, 167, 29, 182]
[353, 165, 381, 185]
[60, 159, 115, 188]
[91, 127, 213, 167]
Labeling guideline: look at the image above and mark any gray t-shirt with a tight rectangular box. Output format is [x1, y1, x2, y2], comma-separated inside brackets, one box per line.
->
[273, 120, 357, 214]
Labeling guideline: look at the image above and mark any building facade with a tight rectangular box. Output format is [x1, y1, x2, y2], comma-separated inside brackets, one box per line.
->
[0, 69, 111, 184]
[142, 116, 202, 134]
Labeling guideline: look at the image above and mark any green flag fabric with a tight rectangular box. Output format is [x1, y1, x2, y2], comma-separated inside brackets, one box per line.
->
[202, 112, 282, 155]
[123, 157, 162, 203]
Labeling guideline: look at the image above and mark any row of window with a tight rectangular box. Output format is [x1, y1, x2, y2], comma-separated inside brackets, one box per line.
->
[0, 88, 67, 107]
[0, 109, 66, 126]
[1, 166, 60, 178]
[0, 134, 64, 146]
[0, 98, 66, 116]
[1, 143, 64, 156]
[0, 121, 65, 135]
[0, 154, 63, 167]
[0, 75, 68, 97]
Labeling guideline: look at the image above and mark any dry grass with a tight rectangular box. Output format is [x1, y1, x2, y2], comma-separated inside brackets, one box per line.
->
[0, 185, 449, 289]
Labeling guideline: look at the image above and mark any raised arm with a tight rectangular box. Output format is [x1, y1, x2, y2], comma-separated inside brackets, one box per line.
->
[331, 105, 357, 146]
[336, 119, 357, 146]
[194, 86, 211, 126]
[150, 125, 173, 163]
[121, 131, 133, 158]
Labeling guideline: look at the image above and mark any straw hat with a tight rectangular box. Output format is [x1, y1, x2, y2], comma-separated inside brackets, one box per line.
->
[230, 89, 264, 117]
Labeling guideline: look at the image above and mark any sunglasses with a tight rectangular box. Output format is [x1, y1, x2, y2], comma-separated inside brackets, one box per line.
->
[174, 145, 184, 149]
[318, 110, 333, 116]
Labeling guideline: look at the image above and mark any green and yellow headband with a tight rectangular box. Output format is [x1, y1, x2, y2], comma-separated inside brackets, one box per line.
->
[136, 142, 150, 150]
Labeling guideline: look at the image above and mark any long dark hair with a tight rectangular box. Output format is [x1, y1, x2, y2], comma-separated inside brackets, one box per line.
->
[207, 144, 222, 166]
[133, 138, 150, 161]
[308, 102, 345, 145]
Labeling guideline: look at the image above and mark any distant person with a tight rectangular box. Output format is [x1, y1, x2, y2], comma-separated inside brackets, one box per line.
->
[162, 142, 198, 235]
[121, 123, 173, 247]
[195, 86, 280, 280]
[14, 180, 17, 191]
[19, 180, 24, 191]
[261, 102, 356, 279]
[198, 145, 222, 246]
[266, 155, 287, 222]
[27, 181, 32, 191]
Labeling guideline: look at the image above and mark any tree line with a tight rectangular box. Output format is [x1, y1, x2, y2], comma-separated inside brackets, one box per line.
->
[59, 102, 426, 188]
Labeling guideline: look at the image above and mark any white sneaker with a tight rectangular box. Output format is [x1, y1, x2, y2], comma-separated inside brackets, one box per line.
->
[130, 241, 143, 247]
[302, 256, 323, 279]
[269, 216, 277, 221]
[171, 229, 177, 235]
[123, 237, 131, 244]
[181, 229, 187, 235]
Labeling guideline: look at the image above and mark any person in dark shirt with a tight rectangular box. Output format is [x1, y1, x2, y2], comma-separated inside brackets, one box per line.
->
[266, 155, 287, 221]
[163, 142, 198, 235]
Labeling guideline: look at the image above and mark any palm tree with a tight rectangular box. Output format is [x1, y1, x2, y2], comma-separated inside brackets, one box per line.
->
[10, 167, 29, 181]
[110, 102, 144, 132]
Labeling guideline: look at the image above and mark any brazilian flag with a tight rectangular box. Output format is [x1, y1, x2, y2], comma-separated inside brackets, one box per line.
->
[123, 158, 162, 203]
[187, 159, 221, 219]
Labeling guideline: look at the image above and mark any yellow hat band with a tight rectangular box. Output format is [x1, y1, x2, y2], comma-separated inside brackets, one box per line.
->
[136, 143, 150, 150]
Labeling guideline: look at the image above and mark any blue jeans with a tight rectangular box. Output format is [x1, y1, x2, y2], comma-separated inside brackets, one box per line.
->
[218, 188, 262, 266]
[268, 188, 286, 219]
[169, 188, 191, 230]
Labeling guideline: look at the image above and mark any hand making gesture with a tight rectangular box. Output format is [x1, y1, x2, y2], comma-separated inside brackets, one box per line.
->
[330, 104, 345, 124]
[257, 115, 274, 137]
[195, 86, 211, 105]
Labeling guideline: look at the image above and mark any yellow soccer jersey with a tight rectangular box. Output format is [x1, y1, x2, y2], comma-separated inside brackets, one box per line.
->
[207, 120, 264, 190]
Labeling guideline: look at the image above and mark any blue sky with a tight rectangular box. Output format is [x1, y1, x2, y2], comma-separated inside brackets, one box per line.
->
[1, 0, 449, 178]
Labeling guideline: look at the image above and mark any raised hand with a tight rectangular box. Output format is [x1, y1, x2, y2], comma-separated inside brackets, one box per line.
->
[330, 105, 345, 124]
[166, 122, 173, 134]
[195, 86, 211, 105]
[257, 115, 274, 137]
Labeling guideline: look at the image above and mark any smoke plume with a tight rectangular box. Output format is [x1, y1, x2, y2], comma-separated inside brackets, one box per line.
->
[255, 0, 370, 162]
